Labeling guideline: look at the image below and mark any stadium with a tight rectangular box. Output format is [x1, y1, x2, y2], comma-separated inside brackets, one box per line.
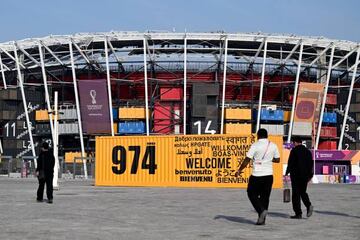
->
[0, 31, 359, 183]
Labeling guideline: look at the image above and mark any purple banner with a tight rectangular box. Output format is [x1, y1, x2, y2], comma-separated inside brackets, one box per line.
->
[312, 150, 357, 161]
[78, 80, 111, 134]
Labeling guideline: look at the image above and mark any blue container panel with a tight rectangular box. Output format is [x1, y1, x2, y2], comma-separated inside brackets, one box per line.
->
[256, 109, 284, 121]
[118, 121, 145, 134]
[323, 112, 337, 123]
[113, 108, 118, 120]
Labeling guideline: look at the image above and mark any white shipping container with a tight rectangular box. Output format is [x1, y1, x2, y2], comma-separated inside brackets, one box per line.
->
[58, 124, 66, 134]
[71, 123, 79, 134]
[351, 165, 360, 176]
[292, 122, 312, 136]
[261, 124, 284, 135]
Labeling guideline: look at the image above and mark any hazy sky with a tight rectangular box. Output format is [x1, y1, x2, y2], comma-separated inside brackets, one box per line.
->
[1, 0, 359, 43]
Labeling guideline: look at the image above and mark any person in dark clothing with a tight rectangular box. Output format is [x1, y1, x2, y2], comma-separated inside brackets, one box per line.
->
[285, 136, 314, 219]
[36, 142, 55, 203]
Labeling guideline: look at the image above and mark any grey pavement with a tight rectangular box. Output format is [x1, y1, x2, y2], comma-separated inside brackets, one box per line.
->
[0, 177, 359, 240]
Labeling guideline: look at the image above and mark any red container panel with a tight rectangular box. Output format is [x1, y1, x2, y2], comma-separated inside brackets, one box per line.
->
[153, 120, 172, 134]
[154, 104, 172, 120]
[153, 125, 172, 134]
[160, 88, 183, 101]
[326, 94, 337, 105]
[154, 103, 182, 120]
[320, 126, 337, 138]
[318, 141, 337, 150]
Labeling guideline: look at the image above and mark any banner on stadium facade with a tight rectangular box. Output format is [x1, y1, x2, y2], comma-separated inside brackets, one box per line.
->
[78, 80, 111, 134]
[313, 150, 360, 164]
[95, 134, 283, 188]
[292, 83, 324, 136]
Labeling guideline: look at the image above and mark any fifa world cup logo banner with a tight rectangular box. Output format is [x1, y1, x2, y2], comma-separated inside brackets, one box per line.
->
[292, 83, 324, 136]
[78, 79, 111, 134]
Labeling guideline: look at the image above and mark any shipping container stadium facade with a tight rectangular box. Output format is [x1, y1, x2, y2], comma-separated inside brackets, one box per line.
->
[0, 32, 359, 176]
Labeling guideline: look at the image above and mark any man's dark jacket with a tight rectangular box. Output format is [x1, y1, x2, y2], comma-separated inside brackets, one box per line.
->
[36, 150, 55, 177]
[286, 145, 314, 181]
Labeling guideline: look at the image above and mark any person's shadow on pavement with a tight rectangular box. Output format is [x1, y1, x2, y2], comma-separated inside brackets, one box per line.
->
[214, 211, 290, 225]
[214, 215, 255, 225]
[314, 210, 360, 219]
[267, 212, 289, 218]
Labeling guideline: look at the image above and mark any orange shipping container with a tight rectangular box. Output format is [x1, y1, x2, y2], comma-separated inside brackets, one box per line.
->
[35, 110, 49, 121]
[95, 134, 283, 188]
[118, 107, 147, 119]
[113, 123, 118, 133]
[283, 111, 291, 122]
[65, 152, 82, 163]
[225, 108, 251, 120]
[224, 123, 252, 134]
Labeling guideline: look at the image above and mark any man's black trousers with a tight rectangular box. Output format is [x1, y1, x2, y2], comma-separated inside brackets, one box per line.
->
[247, 175, 273, 215]
[291, 177, 311, 215]
[37, 176, 53, 200]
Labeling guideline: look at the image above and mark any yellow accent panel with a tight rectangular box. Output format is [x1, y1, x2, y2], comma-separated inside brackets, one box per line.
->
[224, 123, 252, 134]
[65, 152, 82, 163]
[119, 107, 146, 119]
[35, 110, 49, 121]
[283, 111, 291, 122]
[225, 108, 251, 120]
[95, 134, 283, 188]
[282, 149, 290, 164]
[113, 123, 118, 133]
[352, 152, 360, 165]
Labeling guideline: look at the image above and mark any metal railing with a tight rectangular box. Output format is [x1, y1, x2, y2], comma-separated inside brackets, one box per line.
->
[61, 156, 95, 179]
[0, 155, 95, 179]
[21, 156, 38, 178]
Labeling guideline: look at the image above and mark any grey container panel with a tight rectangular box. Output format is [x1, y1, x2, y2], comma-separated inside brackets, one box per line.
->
[355, 91, 360, 103]
[192, 83, 219, 96]
[356, 113, 360, 122]
[0, 111, 17, 120]
[206, 106, 219, 118]
[349, 104, 360, 113]
[192, 98, 207, 117]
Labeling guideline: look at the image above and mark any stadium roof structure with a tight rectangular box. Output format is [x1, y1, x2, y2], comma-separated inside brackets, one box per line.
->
[0, 31, 359, 72]
[0, 31, 359, 160]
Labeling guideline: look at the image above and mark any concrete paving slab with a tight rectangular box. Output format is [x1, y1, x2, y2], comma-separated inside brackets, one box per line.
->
[0, 177, 359, 240]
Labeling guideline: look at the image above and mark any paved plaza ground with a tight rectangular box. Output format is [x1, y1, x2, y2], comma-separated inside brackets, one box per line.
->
[0, 177, 359, 240]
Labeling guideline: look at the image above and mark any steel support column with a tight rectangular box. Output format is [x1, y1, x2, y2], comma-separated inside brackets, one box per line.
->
[13, 44, 36, 163]
[287, 42, 304, 143]
[338, 48, 360, 149]
[183, 37, 187, 135]
[38, 43, 55, 145]
[104, 38, 114, 136]
[53, 91, 59, 189]
[220, 38, 228, 134]
[315, 45, 335, 150]
[0, 52, 7, 89]
[256, 39, 268, 132]
[143, 38, 150, 136]
[69, 42, 88, 179]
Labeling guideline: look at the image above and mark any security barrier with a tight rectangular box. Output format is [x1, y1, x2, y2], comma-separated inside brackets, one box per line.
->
[95, 134, 283, 188]
[62, 156, 95, 179]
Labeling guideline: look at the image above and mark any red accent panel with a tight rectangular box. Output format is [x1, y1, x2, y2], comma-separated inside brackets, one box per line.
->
[318, 141, 337, 150]
[160, 87, 183, 100]
[326, 94, 337, 105]
[320, 127, 337, 138]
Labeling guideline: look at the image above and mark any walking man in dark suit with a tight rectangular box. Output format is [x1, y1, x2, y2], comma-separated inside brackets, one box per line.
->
[285, 136, 314, 219]
[36, 142, 55, 203]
